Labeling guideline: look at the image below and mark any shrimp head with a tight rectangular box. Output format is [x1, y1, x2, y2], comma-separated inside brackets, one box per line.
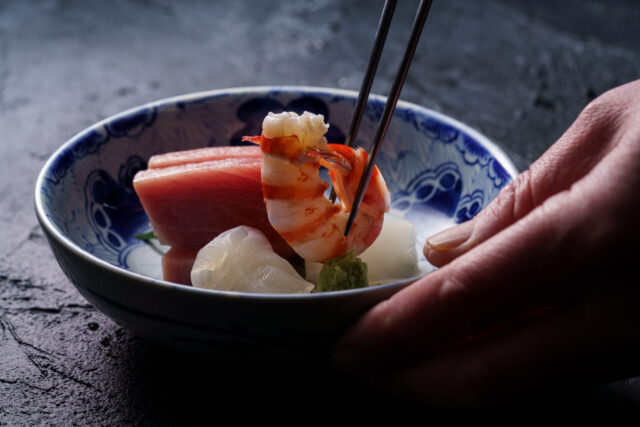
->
[243, 111, 390, 262]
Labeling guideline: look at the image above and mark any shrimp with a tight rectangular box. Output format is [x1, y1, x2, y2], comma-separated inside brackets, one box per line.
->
[243, 111, 390, 263]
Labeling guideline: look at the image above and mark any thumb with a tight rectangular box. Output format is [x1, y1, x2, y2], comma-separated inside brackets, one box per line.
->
[424, 93, 624, 267]
[424, 171, 538, 266]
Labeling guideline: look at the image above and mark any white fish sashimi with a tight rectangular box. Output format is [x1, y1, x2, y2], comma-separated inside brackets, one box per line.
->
[191, 226, 314, 294]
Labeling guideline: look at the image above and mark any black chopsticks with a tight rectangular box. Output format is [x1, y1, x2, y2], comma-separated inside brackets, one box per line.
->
[344, 0, 433, 236]
[329, 0, 397, 204]
[343, 0, 397, 150]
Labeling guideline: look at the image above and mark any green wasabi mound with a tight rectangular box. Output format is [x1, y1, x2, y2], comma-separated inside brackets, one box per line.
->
[316, 250, 368, 292]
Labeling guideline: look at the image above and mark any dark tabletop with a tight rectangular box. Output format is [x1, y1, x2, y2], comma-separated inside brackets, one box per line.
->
[2, 0, 640, 423]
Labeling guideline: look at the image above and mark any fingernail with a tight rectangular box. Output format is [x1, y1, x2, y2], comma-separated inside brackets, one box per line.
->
[426, 220, 474, 252]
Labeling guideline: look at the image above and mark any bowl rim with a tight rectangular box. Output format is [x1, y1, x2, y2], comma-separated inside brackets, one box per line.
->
[34, 85, 518, 301]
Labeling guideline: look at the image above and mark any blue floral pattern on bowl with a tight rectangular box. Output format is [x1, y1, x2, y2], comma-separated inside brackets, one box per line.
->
[39, 87, 516, 273]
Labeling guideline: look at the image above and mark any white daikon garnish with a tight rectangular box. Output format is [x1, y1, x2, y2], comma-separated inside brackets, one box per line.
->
[305, 213, 424, 286]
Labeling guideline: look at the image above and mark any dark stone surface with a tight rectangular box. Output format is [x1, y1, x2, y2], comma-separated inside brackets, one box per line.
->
[1, 0, 640, 423]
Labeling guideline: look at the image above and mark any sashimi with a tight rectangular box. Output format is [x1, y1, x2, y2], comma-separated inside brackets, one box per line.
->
[134, 156, 293, 256]
[162, 247, 200, 286]
[134, 147, 297, 286]
[191, 226, 314, 293]
[148, 145, 261, 169]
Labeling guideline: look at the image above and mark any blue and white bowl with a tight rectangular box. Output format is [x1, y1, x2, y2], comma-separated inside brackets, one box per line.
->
[35, 86, 517, 360]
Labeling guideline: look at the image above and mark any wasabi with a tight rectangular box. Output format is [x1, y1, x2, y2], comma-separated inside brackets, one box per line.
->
[316, 250, 368, 292]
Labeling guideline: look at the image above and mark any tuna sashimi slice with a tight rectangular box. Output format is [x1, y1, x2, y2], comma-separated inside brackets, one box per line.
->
[162, 247, 200, 286]
[148, 145, 261, 169]
[134, 155, 295, 259]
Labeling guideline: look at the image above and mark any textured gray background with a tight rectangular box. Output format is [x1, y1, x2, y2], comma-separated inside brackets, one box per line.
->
[1, 0, 640, 423]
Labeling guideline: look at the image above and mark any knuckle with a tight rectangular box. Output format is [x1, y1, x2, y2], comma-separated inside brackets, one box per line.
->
[578, 87, 627, 131]
[437, 277, 476, 334]
[581, 96, 612, 123]
[510, 171, 538, 218]
[483, 170, 536, 225]
[485, 182, 516, 223]
[575, 80, 640, 141]
[374, 298, 413, 350]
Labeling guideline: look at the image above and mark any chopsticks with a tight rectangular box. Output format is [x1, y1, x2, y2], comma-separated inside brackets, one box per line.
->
[343, 0, 397, 151]
[344, 0, 433, 236]
[329, 0, 396, 204]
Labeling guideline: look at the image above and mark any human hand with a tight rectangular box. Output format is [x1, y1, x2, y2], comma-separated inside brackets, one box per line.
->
[333, 80, 640, 406]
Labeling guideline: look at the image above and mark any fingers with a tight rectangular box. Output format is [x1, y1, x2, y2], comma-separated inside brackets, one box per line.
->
[423, 173, 535, 267]
[334, 79, 640, 406]
[424, 86, 630, 267]
[357, 278, 640, 407]
[334, 181, 605, 372]
[335, 83, 640, 373]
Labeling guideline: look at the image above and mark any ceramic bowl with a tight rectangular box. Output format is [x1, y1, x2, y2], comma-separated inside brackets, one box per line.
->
[35, 86, 517, 361]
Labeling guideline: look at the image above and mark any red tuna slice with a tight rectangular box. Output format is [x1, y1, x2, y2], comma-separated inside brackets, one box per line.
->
[133, 156, 295, 258]
[162, 247, 200, 286]
[148, 146, 261, 169]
